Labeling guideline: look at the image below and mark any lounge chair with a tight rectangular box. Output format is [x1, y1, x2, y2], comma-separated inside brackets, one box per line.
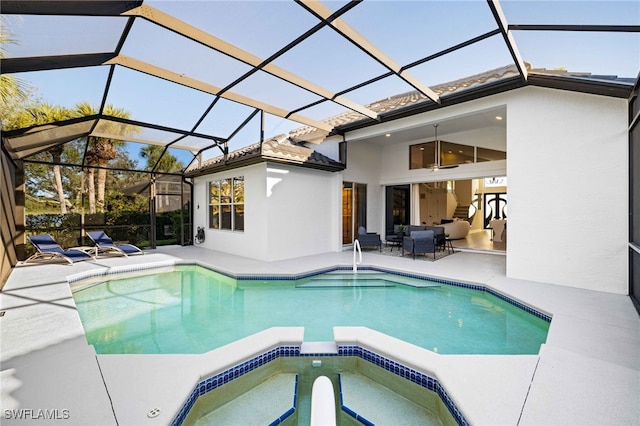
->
[26, 234, 94, 265]
[87, 231, 143, 257]
[357, 226, 382, 251]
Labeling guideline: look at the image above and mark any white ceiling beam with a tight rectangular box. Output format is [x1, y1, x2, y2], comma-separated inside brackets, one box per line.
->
[299, 0, 441, 104]
[487, 0, 528, 80]
[124, 4, 378, 120]
[105, 55, 334, 133]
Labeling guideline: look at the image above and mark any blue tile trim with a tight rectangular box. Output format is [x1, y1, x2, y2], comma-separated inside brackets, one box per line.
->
[338, 373, 376, 426]
[170, 346, 301, 426]
[70, 262, 551, 322]
[337, 345, 470, 426]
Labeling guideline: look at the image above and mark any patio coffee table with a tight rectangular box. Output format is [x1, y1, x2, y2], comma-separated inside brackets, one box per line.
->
[385, 232, 404, 251]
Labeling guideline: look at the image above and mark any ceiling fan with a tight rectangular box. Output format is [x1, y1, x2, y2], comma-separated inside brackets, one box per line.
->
[431, 124, 459, 172]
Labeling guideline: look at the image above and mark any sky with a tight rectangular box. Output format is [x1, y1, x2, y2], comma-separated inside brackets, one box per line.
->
[4, 0, 640, 166]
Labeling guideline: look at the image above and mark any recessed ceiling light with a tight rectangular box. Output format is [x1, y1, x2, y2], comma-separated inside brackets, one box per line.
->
[385, 133, 391, 137]
[495, 116, 503, 120]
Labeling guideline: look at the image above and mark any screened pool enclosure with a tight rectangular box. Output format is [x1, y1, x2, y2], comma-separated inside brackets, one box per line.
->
[1, 0, 639, 303]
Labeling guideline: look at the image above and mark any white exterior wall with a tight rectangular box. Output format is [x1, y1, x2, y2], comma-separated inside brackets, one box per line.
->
[343, 86, 628, 294]
[506, 87, 628, 293]
[193, 162, 340, 262]
[263, 163, 341, 261]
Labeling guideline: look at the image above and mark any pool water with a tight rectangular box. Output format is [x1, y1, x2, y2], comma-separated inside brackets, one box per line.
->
[72, 266, 549, 355]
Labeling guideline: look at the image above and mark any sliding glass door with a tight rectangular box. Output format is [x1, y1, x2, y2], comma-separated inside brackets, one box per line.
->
[385, 185, 410, 235]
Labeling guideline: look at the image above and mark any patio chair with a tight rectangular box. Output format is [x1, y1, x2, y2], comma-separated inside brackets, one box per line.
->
[87, 231, 143, 257]
[26, 234, 94, 265]
[357, 226, 382, 251]
[402, 230, 437, 260]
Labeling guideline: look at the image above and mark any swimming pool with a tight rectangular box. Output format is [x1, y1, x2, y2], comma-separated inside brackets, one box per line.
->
[72, 265, 549, 355]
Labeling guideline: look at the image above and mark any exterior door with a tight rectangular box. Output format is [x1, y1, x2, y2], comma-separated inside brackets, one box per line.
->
[385, 185, 410, 235]
[342, 182, 367, 244]
[342, 184, 353, 244]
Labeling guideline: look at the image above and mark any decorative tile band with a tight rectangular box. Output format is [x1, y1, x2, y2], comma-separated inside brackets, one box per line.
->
[170, 344, 468, 426]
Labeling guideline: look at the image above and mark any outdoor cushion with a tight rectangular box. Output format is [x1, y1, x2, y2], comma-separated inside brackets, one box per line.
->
[26, 234, 93, 265]
[410, 230, 432, 239]
[87, 231, 143, 256]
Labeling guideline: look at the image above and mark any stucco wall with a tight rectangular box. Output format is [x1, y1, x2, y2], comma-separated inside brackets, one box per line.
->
[506, 87, 628, 293]
[193, 162, 340, 262]
[343, 86, 628, 294]
[263, 163, 340, 261]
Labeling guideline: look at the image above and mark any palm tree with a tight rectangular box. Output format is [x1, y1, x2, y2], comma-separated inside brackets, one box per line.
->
[34, 104, 74, 214]
[140, 145, 184, 173]
[0, 16, 28, 105]
[1, 16, 34, 135]
[7, 103, 74, 214]
[74, 102, 137, 213]
[2, 19, 78, 214]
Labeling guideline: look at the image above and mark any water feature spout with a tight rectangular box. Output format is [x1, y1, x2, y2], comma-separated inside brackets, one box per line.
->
[310, 376, 336, 426]
[353, 239, 362, 272]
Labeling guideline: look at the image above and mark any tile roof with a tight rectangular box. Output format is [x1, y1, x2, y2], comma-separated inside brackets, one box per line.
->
[289, 63, 525, 140]
[185, 134, 345, 176]
[187, 61, 629, 176]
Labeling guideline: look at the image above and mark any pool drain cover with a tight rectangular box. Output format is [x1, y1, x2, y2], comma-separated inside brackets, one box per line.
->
[147, 408, 161, 418]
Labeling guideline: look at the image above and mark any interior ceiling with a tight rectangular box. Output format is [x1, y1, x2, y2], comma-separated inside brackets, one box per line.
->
[1, 0, 638, 174]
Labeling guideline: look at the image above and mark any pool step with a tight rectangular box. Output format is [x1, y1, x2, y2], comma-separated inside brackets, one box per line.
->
[339, 373, 444, 426]
[193, 374, 297, 426]
[296, 278, 395, 288]
[299, 272, 440, 288]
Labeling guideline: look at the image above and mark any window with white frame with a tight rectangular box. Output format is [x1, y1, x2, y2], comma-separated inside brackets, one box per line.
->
[209, 177, 244, 231]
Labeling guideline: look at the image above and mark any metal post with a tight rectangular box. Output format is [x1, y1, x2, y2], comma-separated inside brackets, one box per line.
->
[180, 176, 184, 246]
[150, 175, 156, 249]
[260, 109, 265, 145]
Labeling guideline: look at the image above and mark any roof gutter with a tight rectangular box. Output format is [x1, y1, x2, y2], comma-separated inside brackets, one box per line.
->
[332, 76, 525, 136]
[332, 75, 633, 136]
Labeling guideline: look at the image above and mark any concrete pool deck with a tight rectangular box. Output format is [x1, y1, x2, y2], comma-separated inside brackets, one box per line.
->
[1, 245, 638, 425]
